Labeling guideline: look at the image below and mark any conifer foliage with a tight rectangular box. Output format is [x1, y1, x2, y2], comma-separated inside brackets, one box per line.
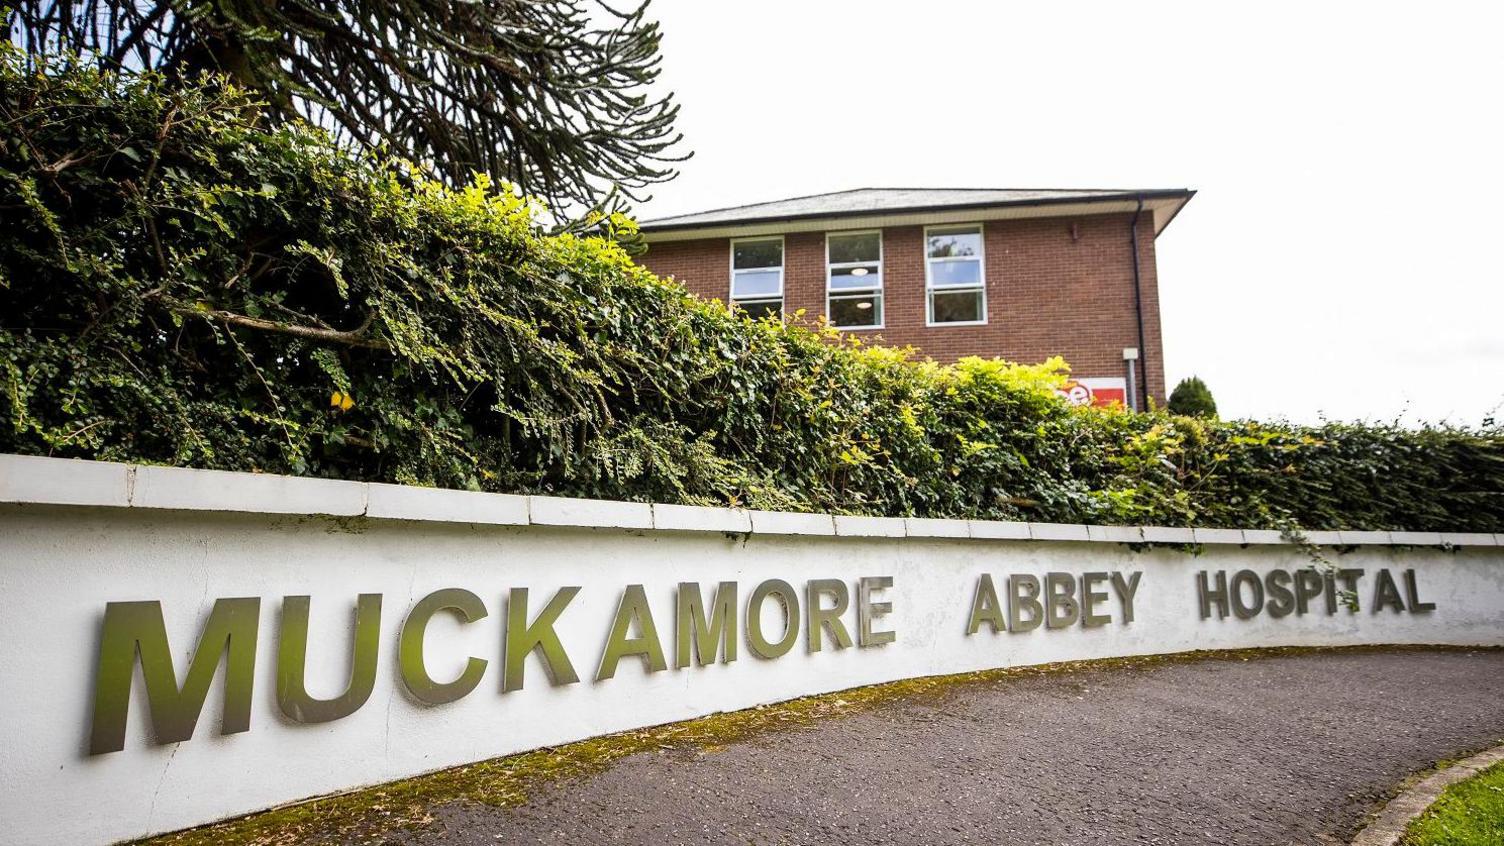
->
[1168, 376, 1218, 418]
[5, 0, 686, 214]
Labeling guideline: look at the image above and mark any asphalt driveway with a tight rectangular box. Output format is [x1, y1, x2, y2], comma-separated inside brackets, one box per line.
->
[393, 648, 1504, 846]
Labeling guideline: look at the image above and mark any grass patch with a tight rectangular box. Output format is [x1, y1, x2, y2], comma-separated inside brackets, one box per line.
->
[1403, 760, 1504, 845]
[135, 645, 1495, 845]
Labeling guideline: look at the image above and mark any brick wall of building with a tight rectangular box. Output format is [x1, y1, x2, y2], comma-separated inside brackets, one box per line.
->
[637, 211, 1166, 407]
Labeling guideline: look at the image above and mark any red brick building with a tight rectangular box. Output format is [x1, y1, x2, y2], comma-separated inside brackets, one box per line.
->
[636, 188, 1194, 410]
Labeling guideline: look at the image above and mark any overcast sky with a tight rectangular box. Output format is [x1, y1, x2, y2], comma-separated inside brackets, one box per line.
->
[633, 1, 1503, 426]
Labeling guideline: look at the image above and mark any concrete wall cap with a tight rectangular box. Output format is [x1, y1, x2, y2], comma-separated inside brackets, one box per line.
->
[833, 514, 908, 538]
[1028, 522, 1090, 542]
[1088, 525, 1144, 543]
[366, 483, 528, 526]
[904, 517, 970, 539]
[748, 510, 836, 536]
[0, 454, 132, 508]
[967, 520, 1031, 540]
[1386, 531, 1445, 547]
[132, 464, 366, 516]
[528, 495, 653, 530]
[1141, 526, 1196, 544]
[1239, 529, 1291, 545]
[1300, 530, 1345, 546]
[1338, 530, 1393, 546]
[652, 503, 752, 534]
[1192, 528, 1245, 545]
[1438, 532, 1500, 548]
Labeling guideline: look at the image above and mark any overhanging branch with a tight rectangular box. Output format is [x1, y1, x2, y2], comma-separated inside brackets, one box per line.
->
[171, 302, 388, 349]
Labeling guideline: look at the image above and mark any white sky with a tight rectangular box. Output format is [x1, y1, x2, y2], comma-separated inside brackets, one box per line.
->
[634, 0, 1504, 426]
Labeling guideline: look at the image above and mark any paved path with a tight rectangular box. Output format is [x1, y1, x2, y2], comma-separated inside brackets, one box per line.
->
[398, 649, 1504, 846]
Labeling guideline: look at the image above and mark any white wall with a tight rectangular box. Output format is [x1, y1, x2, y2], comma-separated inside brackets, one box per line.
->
[1, 455, 1501, 845]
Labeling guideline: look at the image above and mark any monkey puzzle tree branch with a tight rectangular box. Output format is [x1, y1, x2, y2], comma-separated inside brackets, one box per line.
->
[6, 0, 688, 216]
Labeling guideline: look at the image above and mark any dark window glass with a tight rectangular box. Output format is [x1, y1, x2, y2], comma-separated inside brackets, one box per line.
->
[828, 232, 881, 264]
[733, 239, 782, 270]
[931, 290, 983, 323]
[829, 294, 881, 327]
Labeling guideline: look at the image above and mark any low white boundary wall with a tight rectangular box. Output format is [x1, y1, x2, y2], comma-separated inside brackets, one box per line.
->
[1, 454, 1502, 845]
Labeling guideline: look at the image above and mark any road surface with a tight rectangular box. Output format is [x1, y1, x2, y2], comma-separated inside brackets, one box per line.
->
[392, 648, 1504, 846]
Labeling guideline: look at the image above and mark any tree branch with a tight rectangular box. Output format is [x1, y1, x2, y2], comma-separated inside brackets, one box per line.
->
[170, 302, 387, 349]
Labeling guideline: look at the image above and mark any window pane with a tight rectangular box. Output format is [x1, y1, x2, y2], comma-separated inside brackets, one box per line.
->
[829, 294, 881, 327]
[928, 258, 981, 287]
[829, 264, 881, 290]
[733, 239, 782, 270]
[735, 298, 783, 320]
[828, 232, 881, 264]
[926, 227, 981, 258]
[931, 290, 983, 323]
[732, 269, 781, 297]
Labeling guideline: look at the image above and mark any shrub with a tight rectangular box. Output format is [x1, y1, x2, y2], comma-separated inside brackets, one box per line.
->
[2, 54, 1501, 531]
[1168, 376, 1218, 418]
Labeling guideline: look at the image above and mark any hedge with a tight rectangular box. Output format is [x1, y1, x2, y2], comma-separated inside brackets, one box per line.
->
[2, 53, 1500, 532]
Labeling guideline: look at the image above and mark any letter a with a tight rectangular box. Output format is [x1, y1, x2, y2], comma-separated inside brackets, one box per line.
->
[966, 574, 1007, 635]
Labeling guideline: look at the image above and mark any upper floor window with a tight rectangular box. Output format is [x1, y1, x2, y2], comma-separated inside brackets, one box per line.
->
[826, 231, 883, 328]
[730, 237, 783, 319]
[925, 224, 986, 325]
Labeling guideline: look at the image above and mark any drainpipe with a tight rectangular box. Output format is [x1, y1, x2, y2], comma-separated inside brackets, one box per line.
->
[1129, 196, 1150, 410]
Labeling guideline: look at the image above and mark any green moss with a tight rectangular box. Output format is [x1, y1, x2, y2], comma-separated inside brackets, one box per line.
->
[1402, 760, 1504, 846]
[134, 645, 1493, 846]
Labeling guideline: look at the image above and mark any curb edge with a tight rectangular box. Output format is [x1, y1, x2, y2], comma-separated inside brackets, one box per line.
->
[1350, 742, 1504, 846]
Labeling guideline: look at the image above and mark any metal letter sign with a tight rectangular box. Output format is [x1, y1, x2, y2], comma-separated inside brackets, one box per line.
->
[85, 566, 1435, 753]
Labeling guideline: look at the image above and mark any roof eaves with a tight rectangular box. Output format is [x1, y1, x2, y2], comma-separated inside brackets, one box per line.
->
[1153, 189, 1197, 235]
[639, 189, 1195, 234]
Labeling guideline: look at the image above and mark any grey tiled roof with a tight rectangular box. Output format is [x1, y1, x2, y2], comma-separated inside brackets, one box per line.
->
[640, 187, 1193, 231]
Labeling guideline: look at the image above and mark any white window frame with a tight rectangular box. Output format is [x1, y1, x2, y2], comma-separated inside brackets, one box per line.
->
[729, 235, 785, 317]
[924, 223, 988, 327]
[825, 229, 884, 330]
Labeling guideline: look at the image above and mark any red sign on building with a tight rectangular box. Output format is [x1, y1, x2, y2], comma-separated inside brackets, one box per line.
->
[1058, 377, 1128, 409]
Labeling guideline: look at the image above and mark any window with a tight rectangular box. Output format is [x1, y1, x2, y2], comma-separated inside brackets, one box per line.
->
[730, 237, 784, 318]
[826, 231, 883, 328]
[925, 224, 986, 325]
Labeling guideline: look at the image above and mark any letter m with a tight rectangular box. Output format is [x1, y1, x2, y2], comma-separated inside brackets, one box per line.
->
[676, 582, 737, 667]
[90, 598, 260, 755]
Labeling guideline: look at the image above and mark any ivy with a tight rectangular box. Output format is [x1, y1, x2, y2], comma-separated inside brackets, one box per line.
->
[1, 52, 1500, 531]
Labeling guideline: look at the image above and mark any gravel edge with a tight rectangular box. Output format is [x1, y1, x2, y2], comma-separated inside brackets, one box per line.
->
[1350, 743, 1504, 846]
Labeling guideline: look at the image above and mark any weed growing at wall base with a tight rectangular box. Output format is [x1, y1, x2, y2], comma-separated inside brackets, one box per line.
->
[1, 52, 1500, 531]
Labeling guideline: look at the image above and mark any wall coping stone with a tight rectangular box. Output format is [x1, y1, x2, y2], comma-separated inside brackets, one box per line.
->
[834, 514, 908, 538]
[1, 454, 1497, 547]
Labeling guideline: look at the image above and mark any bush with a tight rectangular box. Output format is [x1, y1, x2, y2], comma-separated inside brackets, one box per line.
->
[2, 53, 1501, 532]
[1168, 376, 1218, 418]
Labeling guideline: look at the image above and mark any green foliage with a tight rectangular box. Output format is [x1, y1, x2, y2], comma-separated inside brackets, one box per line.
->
[1403, 761, 1504, 846]
[1168, 375, 1218, 418]
[2, 55, 1501, 531]
[7, 0, 684, 214]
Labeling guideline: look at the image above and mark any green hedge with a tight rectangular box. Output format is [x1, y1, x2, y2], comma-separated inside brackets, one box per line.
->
[2, 54, 1501, 531]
